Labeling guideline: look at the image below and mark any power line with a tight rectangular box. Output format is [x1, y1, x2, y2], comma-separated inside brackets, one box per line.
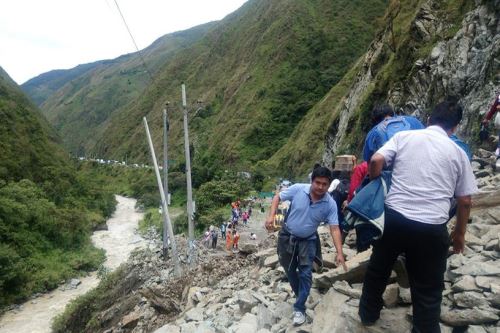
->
[113, 0, 155, 83]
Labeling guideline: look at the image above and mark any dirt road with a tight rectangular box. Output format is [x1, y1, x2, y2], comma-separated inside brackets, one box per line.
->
[0, 195, 146, 333]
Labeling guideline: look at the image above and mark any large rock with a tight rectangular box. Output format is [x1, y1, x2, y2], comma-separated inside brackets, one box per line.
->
[451, 275, 480, 292]
[313, 249, 372, 289]
[440, 308, 499, 326]
[237, 290, 259, 313]
[264, 254, 279, 268]
[185, 307, 204, 322]
[239, 241, 259, 254]
[311, 289, 349, 332]
[382, 284, 399, 308]
[230, 313, 258, 333]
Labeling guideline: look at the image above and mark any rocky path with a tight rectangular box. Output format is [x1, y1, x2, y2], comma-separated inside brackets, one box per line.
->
[0, 195, 146, 333]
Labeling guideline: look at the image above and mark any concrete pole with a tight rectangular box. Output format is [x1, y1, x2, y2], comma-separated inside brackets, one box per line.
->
[162, 103, 170, 257]
[143, 117, 181, 276]
[182, 84, 195, 263]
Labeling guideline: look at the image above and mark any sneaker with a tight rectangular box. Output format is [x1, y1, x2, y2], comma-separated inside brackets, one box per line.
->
[293, 311, 306, 326]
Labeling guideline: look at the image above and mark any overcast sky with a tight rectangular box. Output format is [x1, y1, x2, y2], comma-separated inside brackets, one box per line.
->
[0, 0, 248, 84]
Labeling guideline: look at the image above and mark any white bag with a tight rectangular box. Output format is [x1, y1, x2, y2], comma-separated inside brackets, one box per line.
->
[494, 111, 500, 130]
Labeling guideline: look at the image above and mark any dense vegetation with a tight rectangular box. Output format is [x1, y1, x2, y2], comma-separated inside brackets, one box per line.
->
[0, 68, 115, 308]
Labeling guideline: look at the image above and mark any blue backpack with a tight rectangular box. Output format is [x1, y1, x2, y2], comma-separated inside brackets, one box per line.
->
[374, 116, 411, 149]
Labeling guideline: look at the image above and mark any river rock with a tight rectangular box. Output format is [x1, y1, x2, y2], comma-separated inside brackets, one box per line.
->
[440, 308, 499, 326]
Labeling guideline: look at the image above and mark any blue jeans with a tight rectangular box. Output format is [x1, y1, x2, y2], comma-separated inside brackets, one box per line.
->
[283, 239, 316, 313]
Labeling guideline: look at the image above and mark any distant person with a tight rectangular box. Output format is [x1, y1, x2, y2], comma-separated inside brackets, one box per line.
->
[226, 229, 233, 251]
[359, 99, 477, 332]
[220, 222, 227, 240]
[266, 167, 347, 326]
[232, 229, 240, 250]
[248, 206, 253, 217]
[242, 211, 249, 226]
[363, 105, 424, 163]
[482, 93, 500, 158]
[211, 228, 218, 249]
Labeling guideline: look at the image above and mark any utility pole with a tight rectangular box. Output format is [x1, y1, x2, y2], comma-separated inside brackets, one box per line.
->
[162, 102, 170, 257]
[182, 83, 195, 264]
[143, 117, 181, 276]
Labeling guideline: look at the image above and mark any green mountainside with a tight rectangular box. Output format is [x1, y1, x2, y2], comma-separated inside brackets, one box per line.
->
[0, 67, 115, 307]
[25, 0, 389, 180]
[22, 22, 215, 156]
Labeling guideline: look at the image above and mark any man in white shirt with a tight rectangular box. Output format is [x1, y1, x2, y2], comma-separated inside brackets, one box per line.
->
[358, 98, 477, 333]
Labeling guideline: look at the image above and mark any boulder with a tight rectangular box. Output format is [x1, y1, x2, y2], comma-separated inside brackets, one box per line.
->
[185, 307, 204, 322]
[237, 290, 258, 313]
[453, 291, 490, 308]
[239, 241, 259, 254]
[451, 275, 480, 292]
[264, 254, 279, 268]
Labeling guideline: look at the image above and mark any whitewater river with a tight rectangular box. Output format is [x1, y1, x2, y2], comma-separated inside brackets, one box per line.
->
[0, 195, 146, 333]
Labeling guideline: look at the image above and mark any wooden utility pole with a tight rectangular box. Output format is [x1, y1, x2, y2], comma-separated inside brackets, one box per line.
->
[182, 84, 195, 264]
[162, 102, 170, 257]
[143, 117, 181, 276]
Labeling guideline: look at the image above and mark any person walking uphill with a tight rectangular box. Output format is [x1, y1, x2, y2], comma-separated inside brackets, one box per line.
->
[266, 167, 347, 326]
[359, 99, 477, 333]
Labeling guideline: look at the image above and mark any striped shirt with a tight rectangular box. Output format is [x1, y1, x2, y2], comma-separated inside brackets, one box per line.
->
[377, 126, 478, 225]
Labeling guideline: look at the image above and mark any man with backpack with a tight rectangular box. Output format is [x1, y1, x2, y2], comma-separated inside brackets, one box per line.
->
[363, 105, 424, 162]
[358, 99, 477, 332]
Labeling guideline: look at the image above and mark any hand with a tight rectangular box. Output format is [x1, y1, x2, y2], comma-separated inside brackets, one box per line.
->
[341, 200, 348, 211]
[265, 218, 274, 231]
[336, 253, 347, 271]
[451, 230, 465, 254]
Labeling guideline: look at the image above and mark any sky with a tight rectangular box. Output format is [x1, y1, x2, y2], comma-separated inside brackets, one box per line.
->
[0, 0, 248, 84]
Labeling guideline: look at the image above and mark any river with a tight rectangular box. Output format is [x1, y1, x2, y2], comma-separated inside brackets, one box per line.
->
[0, 195, 146, 333]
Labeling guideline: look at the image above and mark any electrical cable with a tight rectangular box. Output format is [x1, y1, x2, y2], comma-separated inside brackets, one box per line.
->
[113, 0, 155, 83]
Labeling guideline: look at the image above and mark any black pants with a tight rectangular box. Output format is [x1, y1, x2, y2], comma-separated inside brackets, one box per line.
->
[359, 207, 449, 333]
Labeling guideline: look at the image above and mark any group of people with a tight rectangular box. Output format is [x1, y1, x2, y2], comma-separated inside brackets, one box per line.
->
[266, 97, 478, 331]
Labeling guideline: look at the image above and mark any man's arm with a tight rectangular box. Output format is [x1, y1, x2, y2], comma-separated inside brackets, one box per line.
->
[265, 193, 280, 231]
[369, 153, 385, 180]
[329, 225, 347, 271]
[451, 195, 472, 254]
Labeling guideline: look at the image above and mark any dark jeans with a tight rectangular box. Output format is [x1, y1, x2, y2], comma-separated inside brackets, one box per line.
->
[359, 207, 449, 333]
[279, 238, 316, 313]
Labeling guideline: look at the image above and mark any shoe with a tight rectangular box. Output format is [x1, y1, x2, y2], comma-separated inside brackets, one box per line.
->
[293, 311, 306, 326]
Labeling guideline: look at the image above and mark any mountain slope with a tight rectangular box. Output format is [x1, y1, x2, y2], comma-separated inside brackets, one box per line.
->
[89, 0, 389, 179]
[22, 22, 215, 156]
[0, 67, 114, 307]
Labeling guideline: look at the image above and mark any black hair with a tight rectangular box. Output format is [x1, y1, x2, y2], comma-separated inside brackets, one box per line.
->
[311, 166, 333, 183]
[429, 97, 463, 131]
[312, 163, 321, 171]
[371, 104, 395, 125]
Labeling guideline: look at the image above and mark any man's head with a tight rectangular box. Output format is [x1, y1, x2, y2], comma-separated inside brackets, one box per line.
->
[371, 104, 395, 126]
[428, 97, 463, 132]
[310, 166, 332, 197]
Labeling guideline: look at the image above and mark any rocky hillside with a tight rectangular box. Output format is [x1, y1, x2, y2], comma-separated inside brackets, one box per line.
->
[269, 0, 499, 174]
[52, 150, 500, 333]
